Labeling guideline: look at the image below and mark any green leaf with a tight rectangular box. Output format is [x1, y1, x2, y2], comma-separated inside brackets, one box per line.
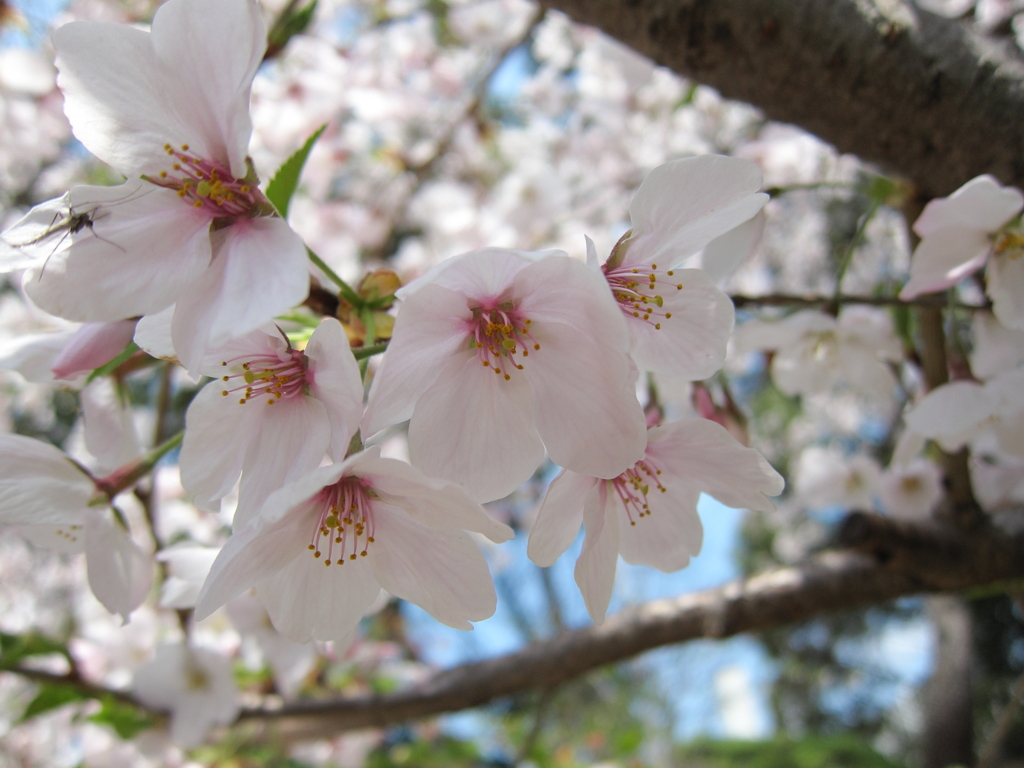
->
[20, 683, 87, 721]
[0, 632, 71, 668]
[266, 0, 318, 58]
[88, 695, 157, 740]
[266, 124, 327, 219]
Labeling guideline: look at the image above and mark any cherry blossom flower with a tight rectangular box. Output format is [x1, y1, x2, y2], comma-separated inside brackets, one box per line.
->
[527, 418, 783, 623]
[878, 459, 942, 520]
[179, 318, 362, 524]
[591, 155, 767, 379]
[132, 643, 239, 748]
[904, 370, 1024, 459]
[362, 248, 647, 502]
[7, 0, 310, 370]
[899, 174, 1024, 329]
[734, 307, 902, 399]
[0, 433, 151, 620]
[195, 449, 513, 642]
[794, 446, 881, 510]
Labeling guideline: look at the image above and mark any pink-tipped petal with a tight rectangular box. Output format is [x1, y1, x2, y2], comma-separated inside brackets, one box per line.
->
[527, 470, 595, 567]
[574, 482, 620, 625]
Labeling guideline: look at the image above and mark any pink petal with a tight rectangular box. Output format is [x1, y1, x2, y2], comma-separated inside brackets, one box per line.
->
[24, 186, 213, 322]
[171, 217, 309, 371]
[527, 469, 595, 567]
[397, 247, 537, 301]
[370, 503, 497, 629]
[616, 481, 702, 572]
[647, 419, 784, 511]
[51, 319, 137, 380]
[913, 175, 1024, 238]
[627, 268, 735, 379]
[408, 352, 545, 502]
[693, 209, 765, 283]
[0, 434, 94, 525]
[351, 455, 513, 542]
[904, 381, 995, 441]
[899, 227, 992, 299]
[306, 318, 364, 460]
[988, 253, 1024, 331]
[525, 322, 646, 480]
[362, 283, 472, 437]
[573, 482, 620, 625]
[625, 156, 767, 268]
[84, 507, 152, 620]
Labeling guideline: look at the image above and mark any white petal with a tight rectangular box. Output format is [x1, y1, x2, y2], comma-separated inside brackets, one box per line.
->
[362, 283, 473, 437]
[81, 377, 141, 473]
[236, 396, 331, 526]
[369, 503, 497, 629]
[350, 455, 513, 542]
[627, 268, 735, 380]
[172, 218, 309, 370]
[408, 352, 545, 502]
[616, 480, 702, 572]
[913, 175, 1023, 238]
[84, 507, 152, 620]
[306, 318, 364, 459]
[0, 193, 72, 271]
[899, 227, 991, 299]
[0, 434, 93, 525]
[396, 247, 537, 301]
[148, 0, 266, 178]
[194, 496, 313, 621]
[527, 470, 595, 567]
[24, 187, 213, 322]
[53, 0, 264, 177]
[625, 156, 767, 268]
[970, 311, 1024, 378]
[525, 323, 646, 479]
[988, 252, 1024, 331]
[691, 209, 765, 283]
[647, 419, 784, 511]
[905, 381, 995, 441]
[0, 331, 72, 383]
[180, 383, 260, 511]
[573, 483, 620, 625]
[134, 306, 178, 361]
[258, 553, 380, 643]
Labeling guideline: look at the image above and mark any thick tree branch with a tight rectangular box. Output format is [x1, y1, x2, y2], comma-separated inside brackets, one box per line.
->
[539, 0, 1024, 197]
[238, 514, 1024, 739]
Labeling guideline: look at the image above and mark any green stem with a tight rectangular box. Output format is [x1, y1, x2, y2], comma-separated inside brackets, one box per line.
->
[306, 247, 363, 306]
[353, 342, 388, 360]
[833, 199, 880, 305]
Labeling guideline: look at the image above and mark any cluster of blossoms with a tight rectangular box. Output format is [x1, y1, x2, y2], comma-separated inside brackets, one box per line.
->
[1, 0, 1023, 759]
[0, 0, 788, 749]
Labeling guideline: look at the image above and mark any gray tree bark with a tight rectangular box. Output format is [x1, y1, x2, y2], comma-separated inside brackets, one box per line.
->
[539, 0, 1024, 198]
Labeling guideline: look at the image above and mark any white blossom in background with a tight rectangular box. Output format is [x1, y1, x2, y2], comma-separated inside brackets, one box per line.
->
[179, 318, 362, 523]
[969, 311, 1024, 378]
[227, 593, 318, 699]
[734, 306, 902, 399]
[363, 248, 647, 502]
[528, 418, 783, 623]
[157, 542, 220, 610]
[904, 370, 1024, 459]
[0, 383, 152, 621]
[196, 449, 513, 642]
[900, 174, 1024, 329]
[132, 643, 239, 749]
[794, 446, 882, 511]
[878, 459, 943, 520]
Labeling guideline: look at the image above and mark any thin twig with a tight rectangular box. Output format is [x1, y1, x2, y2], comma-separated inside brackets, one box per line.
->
[730, 293, 988, 312]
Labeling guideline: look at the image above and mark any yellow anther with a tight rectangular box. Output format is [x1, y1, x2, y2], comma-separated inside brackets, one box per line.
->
[665, 312, 672, 319]
[181, 144, 189, 150]
[325, 560, 331, 566]
[314, 551, 321, 558]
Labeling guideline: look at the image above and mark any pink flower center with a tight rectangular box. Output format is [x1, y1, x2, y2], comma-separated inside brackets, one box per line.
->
[469, 301, 540, 381]
[307, 476, 376, 567]
[148, 144, 270, 219]
[218, 345, 309, 406]
[610, 457, 666, 525]
[602, 261, 683, 329]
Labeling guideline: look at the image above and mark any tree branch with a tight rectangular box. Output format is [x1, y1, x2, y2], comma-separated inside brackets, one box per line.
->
[729, 292, 987, 312]
[238, 513, 1024, 739]
[538, 0, 1024, 197]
